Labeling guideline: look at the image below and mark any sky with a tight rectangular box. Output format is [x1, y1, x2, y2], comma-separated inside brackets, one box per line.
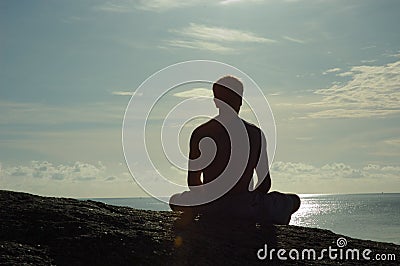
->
[0, 0, 399, 197]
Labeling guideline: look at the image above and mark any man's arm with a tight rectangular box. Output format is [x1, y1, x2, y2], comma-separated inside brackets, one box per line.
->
[254, 131, 271, 193]
[187, 130, 202, 188]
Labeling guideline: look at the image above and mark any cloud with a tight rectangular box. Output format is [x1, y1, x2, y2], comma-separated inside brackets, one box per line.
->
[220, 0, 264, 5]
[322, 67, 341, 75]
[384, 138, 400, 146]
[0, 161, 143, 197]
[112, 91, 133, 96]
[61, 16, 91, 24]
[173, 88, 213, 98]
[360, 59, 377, 64]
[165, 23, 276, 53]
[112, 91, 143, 96]
[173, 23, 276, 44]
[220, 0, 242, 4]
[272, 161, 316, 175]
[336, 71, 353, 77]
[271, 161, 399, 180]
[135, 0, 265, 11]
[308, 60, 400, 118]
[163, 40, 235, 53]
[2, 161, 107, 181]
[361, 45, 376, 50]
[135, 0, 203, 11]
[95, 2, 132, 13]
[96, 0, 299, 13]
[282, 35, 306, 44]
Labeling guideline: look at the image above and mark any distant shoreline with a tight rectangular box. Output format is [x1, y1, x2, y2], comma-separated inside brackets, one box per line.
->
[84, 192, 400, 200]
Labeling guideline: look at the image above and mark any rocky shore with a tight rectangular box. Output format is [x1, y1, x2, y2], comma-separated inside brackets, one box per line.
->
[0, 190, 398, 265]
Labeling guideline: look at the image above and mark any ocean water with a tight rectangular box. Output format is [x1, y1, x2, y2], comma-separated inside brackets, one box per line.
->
[290, 193, 400, 245]
[92, 193, 400, 245]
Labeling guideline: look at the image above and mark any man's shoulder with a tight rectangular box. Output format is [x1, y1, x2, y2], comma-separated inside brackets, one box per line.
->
[241, 119, 261, 132]
[192, 118, 263, 137]
[191, 119, 219, 136]
[193, 118, 261, 131]
[194, 118, 215, 129]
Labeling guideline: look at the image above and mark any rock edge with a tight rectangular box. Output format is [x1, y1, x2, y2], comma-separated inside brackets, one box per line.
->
[0, 190, 398, 265]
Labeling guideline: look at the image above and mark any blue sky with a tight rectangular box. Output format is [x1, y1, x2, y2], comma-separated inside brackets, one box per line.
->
[0, 0, 399, 197]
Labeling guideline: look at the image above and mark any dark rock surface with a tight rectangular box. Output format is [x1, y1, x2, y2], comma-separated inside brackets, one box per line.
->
[0, 190, 398, 265]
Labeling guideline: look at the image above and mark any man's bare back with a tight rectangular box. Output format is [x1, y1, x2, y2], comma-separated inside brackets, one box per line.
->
[188, 117, 268, 195]
[169, 76, 300, 224]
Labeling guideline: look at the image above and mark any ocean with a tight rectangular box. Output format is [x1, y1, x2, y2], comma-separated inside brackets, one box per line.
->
[91, 193, 400, 245]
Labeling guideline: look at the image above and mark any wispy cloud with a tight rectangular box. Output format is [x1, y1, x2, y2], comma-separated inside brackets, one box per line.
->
[322, 67, 341, 75]
[135, 0, 203, 11]
[308, 60, 400, 118]
[163, 40, 235, 53]
[271, 161, 399, 180]
[220, 0, 242, 4]
[135, 0, 265, 11]
[361, 45, 376, 50]
[165, 23, 276, 53]
[111, 91, 143, 96]
[282, 35, 306, 44]
[173, 88, 213, 98]
[61, 16, 91, 24]
[95, 2, 132, 13]
[0, 101, 125, 125]
[384, 138, 400, 146]
[112, 91, 133, 96]
[173, 23, 276, 44]
[336, 71, 353, 77]
[2, 161, 106, 181]
[360, 59, 377, 64]
[220, 0, 264, 5]
[384, 52, 400, 58]
[0, 160, 137, 197]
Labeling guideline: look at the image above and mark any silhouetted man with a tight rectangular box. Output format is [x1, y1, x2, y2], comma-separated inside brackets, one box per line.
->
[170, 76, 300, 225]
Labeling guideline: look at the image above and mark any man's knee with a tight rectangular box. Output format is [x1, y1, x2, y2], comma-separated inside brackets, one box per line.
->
[288, 194, 301, 213]
[169, 193, 197, 213]
[169, 193, 182, 211]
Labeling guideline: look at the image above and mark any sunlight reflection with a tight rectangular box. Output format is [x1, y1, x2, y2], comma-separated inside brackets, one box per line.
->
[291, 198, 326, 227]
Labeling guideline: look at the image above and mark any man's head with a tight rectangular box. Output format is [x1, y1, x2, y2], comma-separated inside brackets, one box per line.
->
[212, 75, 243, 113]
